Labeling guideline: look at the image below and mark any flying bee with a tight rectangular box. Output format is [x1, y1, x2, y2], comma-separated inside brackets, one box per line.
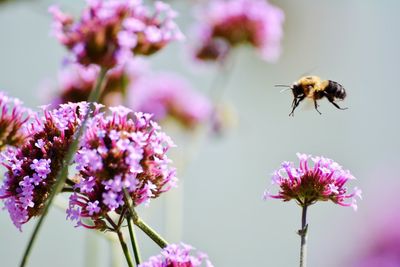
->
[276, 76, 348, 116]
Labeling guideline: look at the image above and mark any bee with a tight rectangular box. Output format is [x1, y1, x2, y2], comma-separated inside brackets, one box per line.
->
[277, 76, 348, 116]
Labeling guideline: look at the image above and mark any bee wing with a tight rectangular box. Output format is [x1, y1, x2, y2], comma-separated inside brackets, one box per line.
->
[297, 67, 318, 79]
[302, 98, 315, 111]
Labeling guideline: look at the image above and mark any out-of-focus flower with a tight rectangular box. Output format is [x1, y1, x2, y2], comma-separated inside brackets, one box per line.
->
[0, 92, 32, 150]
[0, 103, 88, 230]
[129, 73, 212, 129]
[350, 206, 400, 267]
[49, 0, 184, 68]
[209, 102, 238, 136]
[139, 243, 213, 267]
[193, 0, 284, 62]
[67, 107, 176, 229]
[263, 153, 362, 210]
[50, 59, 148, 107]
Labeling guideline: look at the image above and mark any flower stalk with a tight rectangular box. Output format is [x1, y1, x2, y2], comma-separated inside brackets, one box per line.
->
[116, 228, 134, 267]
[19, 67, 108, 267]
[123, 188, 168, 249]
[298, 205, 308, 267]
[127, 216, 141, 266]
[135, 218, 169, 249]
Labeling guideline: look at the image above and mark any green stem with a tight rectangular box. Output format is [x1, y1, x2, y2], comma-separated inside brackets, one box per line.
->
[19, 67, 108, 267]
[127, 216, 141, 265]
[299, 205, 308, 267]
[135, 218, 168, 249]
[105, 214, 134, 267]
[122, 188, 168, 249]
[208, 51, 236, 107]
[116, 228, 134, 267]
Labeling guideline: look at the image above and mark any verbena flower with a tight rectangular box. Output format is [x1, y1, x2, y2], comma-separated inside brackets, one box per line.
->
[67, 106, 176, 229]
[263, 153, 362, 210]
[129, 73, 212, 129]
[0, 92, 32, 150]
[49, 0, 183, 68]
[50, 59, 147, 106]
[351, 207, 400, 267]
[139, 243, 213, 267]
[0, 103, 88, 230]
[193, 0, 284, 62]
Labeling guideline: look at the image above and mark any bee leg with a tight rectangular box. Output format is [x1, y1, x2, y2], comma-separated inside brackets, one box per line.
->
[329, 100, 348, 110]
[289, 95, 305, 116]
[323, 92, 348, 110]
[289, 99, 298, 116]
[314, 100, 322, 115]
[291, 97, 297, 108]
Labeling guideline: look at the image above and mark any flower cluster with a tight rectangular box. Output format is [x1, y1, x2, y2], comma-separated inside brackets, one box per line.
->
[49, 0, 183, 68]
[139, 243, 213, 267]
[129, 73, 212, 129]
[0, 103, 87, 230]
[50, 59, 147, 107]
[352, 232, 400, 266]
[264, 153, 362, 210]
[193, 0, 284, 62]
[0, 92, 32, 150]
[349, 204, 400, 267]
[67, 107, 176, 229]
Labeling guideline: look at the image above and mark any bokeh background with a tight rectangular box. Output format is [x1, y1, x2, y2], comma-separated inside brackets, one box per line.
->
[1, 0, 399, 266]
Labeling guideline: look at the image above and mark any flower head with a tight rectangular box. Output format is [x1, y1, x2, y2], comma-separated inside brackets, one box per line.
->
[129, 73, 212, 129]
[193, 0, 284, 62]
[0, 103, 88, 230]
[49, 0, 183, 68]
[264, 153, 361, 210]
[139, 243, 213, 267]
[0, 92, 32, 150]
[67, 107, 176, 228]
[50, 59, 148, 107]
[351, 208, 400, 267]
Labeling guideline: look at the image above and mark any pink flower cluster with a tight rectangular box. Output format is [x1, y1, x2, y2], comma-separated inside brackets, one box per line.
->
[46, 58, 212, 130]
[50, 59, 147, 107]
[67, 107, 176, 229]
[139, 243, 213, 267]
[264, 153, 362, 210]
[129, 73, 212, 129]
[351, 210, 400, 267]
[0, 103, 87, 230]
[194, 0, 284, 62]
[0, 92, 32, 150]
[49, 0, 183, 68]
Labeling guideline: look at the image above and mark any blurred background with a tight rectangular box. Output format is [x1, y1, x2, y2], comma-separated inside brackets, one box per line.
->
[0, 0, 400, 266]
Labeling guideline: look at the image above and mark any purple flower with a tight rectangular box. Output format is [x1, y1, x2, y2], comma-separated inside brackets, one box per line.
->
[48, 59, 148, 107]
[263, 153, 361, 210]
[86, 200, 101, 215]
[139, 243, 213, 267]
[0, 91, 32, 150]
[350, 206, 400, 267]
[193, 0, 284, 62]
[49, 0, 183, 68]
[30, 159, 51, 178]
[0, 103, 88, 230]
[68, 107, 176, 229]
[129, 72, 212, 129]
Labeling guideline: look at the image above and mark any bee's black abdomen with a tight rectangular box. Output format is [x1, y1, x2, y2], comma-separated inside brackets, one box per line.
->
[326, 80, 346, 100]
